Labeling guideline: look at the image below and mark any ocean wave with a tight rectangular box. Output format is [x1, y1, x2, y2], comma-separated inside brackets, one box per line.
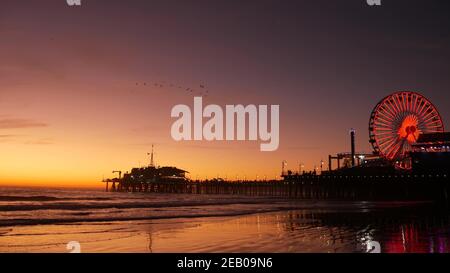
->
[0, 195, 112, 202]
[0, 186, 430, 230]
[0, 198, 283, 212]
[0, 207, 285, 228]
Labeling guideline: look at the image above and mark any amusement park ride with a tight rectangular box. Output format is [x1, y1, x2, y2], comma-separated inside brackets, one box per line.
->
[329, 91, 449, 174]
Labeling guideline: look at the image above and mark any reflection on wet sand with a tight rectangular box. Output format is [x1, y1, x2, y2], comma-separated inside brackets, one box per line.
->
[138, 206, 450, 253]
[1, 205, 449, 253]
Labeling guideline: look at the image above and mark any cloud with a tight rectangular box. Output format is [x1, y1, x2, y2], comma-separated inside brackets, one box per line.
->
[0, 134, 20, 143]
[24, 138, 54, 145]
[0, 134, 53, 145]
[0, 118, 50, 144]
[0, 134, 17, 138]
[0, 118, 48, 129]
[0, 134, 25, 143]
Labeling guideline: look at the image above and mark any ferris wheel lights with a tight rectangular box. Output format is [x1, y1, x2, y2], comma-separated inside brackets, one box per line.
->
[369, 91, 444, 170]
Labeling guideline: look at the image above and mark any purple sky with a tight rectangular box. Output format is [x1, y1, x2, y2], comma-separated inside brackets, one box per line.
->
[1, 0, 449, 185]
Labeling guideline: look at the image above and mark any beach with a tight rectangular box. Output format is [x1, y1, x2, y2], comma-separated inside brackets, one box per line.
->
[0, 187, 449, 253]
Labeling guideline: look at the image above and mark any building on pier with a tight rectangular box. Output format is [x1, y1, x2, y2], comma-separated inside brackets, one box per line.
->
[123, 166, 189, 182]
[411, 132, 450, 174]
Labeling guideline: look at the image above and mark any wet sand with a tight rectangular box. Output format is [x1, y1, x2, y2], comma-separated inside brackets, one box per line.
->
[1, 188, 449, 253]
[0, 211, 353, 253]
[2, 207, 449, 253]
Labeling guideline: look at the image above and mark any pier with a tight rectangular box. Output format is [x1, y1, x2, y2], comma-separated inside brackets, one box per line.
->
[104, 174, 450, 202]
[103, 92, 450, 203]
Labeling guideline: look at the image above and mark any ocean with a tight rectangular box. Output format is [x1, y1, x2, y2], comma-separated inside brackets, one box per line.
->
[0, 186, 449, 253]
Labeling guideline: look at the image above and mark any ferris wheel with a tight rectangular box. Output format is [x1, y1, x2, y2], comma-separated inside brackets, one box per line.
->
[369, 91, 444, 169]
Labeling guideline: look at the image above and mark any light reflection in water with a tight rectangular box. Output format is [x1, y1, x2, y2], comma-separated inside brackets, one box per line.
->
[100, 207, 444, 253]
[1, 205, 449, 253]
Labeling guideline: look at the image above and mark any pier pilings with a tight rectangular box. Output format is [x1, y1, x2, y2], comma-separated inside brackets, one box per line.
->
[105, 174, 450, 201]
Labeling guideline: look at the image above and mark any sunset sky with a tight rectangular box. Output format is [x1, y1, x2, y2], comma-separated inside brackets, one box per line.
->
[1, 0, 449, 187]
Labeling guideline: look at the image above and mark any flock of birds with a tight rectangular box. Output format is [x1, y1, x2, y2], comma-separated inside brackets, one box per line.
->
[133, 81, 210, 97]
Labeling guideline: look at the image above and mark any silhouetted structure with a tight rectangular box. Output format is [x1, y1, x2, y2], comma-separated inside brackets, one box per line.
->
[103, 165, 188, 192]
[102, 92, 450, 202]
[411, 132, 450, 174]
[350, 129, 356, 167]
